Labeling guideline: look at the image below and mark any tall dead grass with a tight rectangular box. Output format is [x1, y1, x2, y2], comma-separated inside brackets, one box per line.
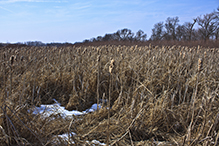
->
[0, 44, 218, 145]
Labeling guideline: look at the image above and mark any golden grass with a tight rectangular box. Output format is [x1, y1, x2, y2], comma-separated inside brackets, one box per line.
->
[0, 44, 218, 145]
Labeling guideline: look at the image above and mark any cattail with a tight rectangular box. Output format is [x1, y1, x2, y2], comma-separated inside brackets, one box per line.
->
[198, 58, 203, 72]
[96, 55, 101, 111]
[44, 57, 48, 62]
[10, 55, 15, 65]
[88, 51, 91, 57]
[82, 48, 87, 55]
[182, 52, 186, 59]
[15, 50, 19, 54]
[20, 56, 24, 62]
[135, 45, 138, 50]
[97, 55, 101, 62]
[76, 48, 80, 54]
[120, 53, 124, 59]
[109, 59, 115, 74]
[106, 48, 109, 54]
[212, 48, 215, 53]
[117, 47, 120, 53]
[14, 55, 18, 61]
[204, 51, 207, 58]
[162, 46, 165, 52]
[59, 49, 62, 55]
[189, 48, 192, 52]
[107, 58, 116, 146]
[3, 52, 7, 60]
[152, 56, 155, 61]
[149, 43, 151, 49]
[148, 50, 151, 55]
[96, 47, 100, 54]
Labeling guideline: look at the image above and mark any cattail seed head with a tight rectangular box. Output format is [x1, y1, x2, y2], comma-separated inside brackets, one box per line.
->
[110, 59, 115, 65]
[59, 49, 62, 55]
[204, 51, 207, 58]
[109, 59, 115, 74]
[189, 48, 192, 52]
[96, 47, 100, 54]
[3, 52, 7, 60]
[14, 55, 18, 61]
[152, 56, 155, 61]
[76, 48, 80, 54]
[198, 58, 203, 72]
[97, 55, 101, 62]
[10, 55, 15, 65]
[120, 53, 124, 59]
[44, 57, 48, 62]
[212, 48, 215, 53]
[182, 52, 186, 59]
[88, 51, 91, 57]
[20, 56, 24, 62]
[82, 48, 87, 55]
[117, 48, 120, 53]
[15, 50, 19, 54]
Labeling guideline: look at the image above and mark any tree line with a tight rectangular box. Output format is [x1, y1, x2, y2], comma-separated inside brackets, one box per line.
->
[0, 8, 218, 47]
[81, 8, 218, 43]
[150, 10, 219, 42]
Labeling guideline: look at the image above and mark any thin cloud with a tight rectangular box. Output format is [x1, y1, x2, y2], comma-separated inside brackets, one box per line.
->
[0, 6, 14, 13]
[0, 0, 68, 4]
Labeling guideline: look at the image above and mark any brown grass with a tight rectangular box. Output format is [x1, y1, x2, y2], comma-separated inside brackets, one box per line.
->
[0, 44, 218, 145]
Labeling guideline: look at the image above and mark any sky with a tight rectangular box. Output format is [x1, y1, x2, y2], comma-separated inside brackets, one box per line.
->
[0, 0, 218, 43]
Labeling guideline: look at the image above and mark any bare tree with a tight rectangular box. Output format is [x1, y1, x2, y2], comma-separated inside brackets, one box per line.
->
[150, 22, 164, 41]
[164, 17, 179, 40]
[176, 25, 186, 41]
[135, 30, 147, 41]
[116, 28, 134, 41]
[214, 7, 219, 40]
[102, 34, 114, 41]
[96, 36, 103, 41]
[182, 19, 197, 41]
[197, 12, 219, 41]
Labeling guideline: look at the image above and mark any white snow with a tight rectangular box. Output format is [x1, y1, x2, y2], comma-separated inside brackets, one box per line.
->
[52, 133, 75, 145]
[31, 99, 105, 145]
[32, 99, 102, 118]
[88, 140, 106, 145]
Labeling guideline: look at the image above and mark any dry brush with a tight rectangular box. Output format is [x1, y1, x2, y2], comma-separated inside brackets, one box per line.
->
[0, 44, 218, 145]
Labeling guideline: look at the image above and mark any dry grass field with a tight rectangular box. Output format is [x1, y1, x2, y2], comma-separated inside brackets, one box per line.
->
[0, 44, 218, 145]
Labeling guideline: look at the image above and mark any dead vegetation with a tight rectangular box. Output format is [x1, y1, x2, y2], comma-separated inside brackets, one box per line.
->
[0, 44, 218, 145]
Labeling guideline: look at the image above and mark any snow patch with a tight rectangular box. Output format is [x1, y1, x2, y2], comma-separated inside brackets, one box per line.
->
[31, 99, 105, 145]
[32, 99, 102, 118]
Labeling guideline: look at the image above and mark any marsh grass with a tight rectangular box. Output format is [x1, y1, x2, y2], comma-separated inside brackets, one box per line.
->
[0, 44, 218, 145]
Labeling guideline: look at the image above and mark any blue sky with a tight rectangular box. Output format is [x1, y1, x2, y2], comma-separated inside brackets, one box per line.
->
[0, 0, 218, 43]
